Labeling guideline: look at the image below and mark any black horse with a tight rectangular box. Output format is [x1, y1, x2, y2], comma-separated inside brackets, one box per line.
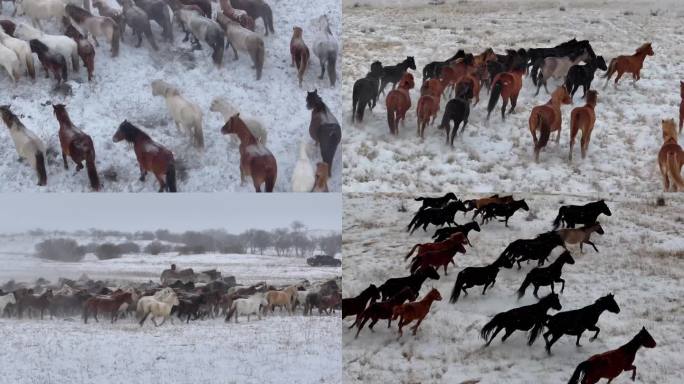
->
[422, 49, 465, 81]
[378, 266, 439, 301]
[528, 39, 596, 85]
[432, 221, 481, 243]
[481, 293, 562, 346]
[564, 56, 607, 99]
[552, 200, 612, 229]
[172, 295, 207, 323]
[351, 287, 417, 338]
[501, 231, 566, 269]
[517, 251, 575, 299]
[379, 56, 416, 95]
[440, 84, 473, 146]
[306, 90, 341, 175]
[407, 200, 470, 234]
[414, 192, 458, 210]
[342, 284, 380, 319]
[352, 61, 383, 123]
[479, 199, 530, 227]
[449, 255, 513, 303]
[538, 293, 621, 353]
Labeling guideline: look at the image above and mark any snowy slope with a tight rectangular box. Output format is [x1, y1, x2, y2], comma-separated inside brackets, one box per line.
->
[342, 0, 684, 193]
[0, 0, 341, 192]
[342, 193, 684, 383]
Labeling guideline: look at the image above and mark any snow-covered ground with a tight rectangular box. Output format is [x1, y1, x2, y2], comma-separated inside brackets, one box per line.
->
[342, 0, 684, 193]
[0, 0, 341, 192]
[342, 192, 684, 383]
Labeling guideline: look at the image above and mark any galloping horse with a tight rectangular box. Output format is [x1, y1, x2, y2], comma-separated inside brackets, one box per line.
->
[439, 84, 472, 146]
[481, 293, 562, 346]
[487, 63, 525, 121]
[392, 288, 442, 338]
[603, 43, 654, 87]
[53, 104, 101, 191]
[416, 80, 442, 139]
[406, 233, 468, 275]
[517, 251, 575, 299]
[553, 200, 612, 229]
[565, 56, 607, 99]
[0, 105, 47, 186]
[378, 266, 440, 301]
[151, 80, 204, 148]
[230, 0, 274, 36]
[449, 255, 513, 303]
[657, 118, 684, 191]
[177, 8, 224, 66]
[217, 15, 264, 80]
[312, 14, 338, 87]
[289, 26, 309, 87]
[569, 90, 598, 161]
[342, 284, 380, 320]
[352, 287, 417, 338]
[65, 4, 120, 57]
[113, 120, 177, 192]
[386, 72, 415, 135]
[535, 49, 590, 95]
[307, 90, 340, 175]
[558, 222, 604, 253]
[379, 56, 416, 94]
[83, 291, 133, 323]
[351, 61, 382, 123]
[529, 86, 572, 162]
[225, 293, 268, 323]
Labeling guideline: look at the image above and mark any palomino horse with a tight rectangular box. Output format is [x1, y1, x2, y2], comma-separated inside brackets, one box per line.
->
[0, 38, 19, 82]
[392, 288, 442, 338]
[0, 28, 34, 79]
[386, 72, 414, 135]
[29, 39, 68, 83]
[224, 293, 268, 323]
[65, 4, 120, 57]
[92, 0, 125, 38]
[567, 327, 656, 384]
[0, 105, 47, 186]
[53, 104, 101, 190]
[63, 20, 95, 81]
[265, 289, 295, 314]
[312, 14, 338, 87]
[289, 26, 309, 87]
[113, 120, 177, 192]
[82, 291, 133, 323]
[230, 0, 274, 36]
[219, 0, 255, 31]
[529, 86, 572, 162]
[312, 162, 329, 192]
[307, 90, 340, 174]
[120, 0, 158, 50]
[151, 80, 204, 148]
[177, 8, 224, 66]
[487, 63, 525, 121]
[216, 15, 264, 80]
[210, 97, 267, 143]
[13, 22, 79, 71]
[535, 49, 590, 95]
[221, 113, 277, 192]
[291, 141, 314, 192]
[449, 255, 514, 303]
[569, 90, 598, 161]
[603, 43, 654, 87]
[137, 288, 179, 326]
[557, 222, 604, 253]
[657, 118, 684, 191]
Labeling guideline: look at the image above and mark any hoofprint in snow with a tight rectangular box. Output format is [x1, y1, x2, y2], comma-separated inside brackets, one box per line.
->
[342, 193, 684, 383]
[342, 0, 684, 193]
[0, 0, 341, 192]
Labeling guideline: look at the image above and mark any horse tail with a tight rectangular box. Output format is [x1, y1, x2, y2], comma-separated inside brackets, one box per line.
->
[352, 83, 359, 123]
[85, 147, 100, 191]
[601, 58, 616, 79]
[567, 361, 590, 384]
[480, 313, 501, 341]
[387, 103, 397, 134]
[535, 114, 550, 161]
[449, 271, 465, 303]
[487, 78, 502, 118]
[35, 151, 47, 186]
[499, 242, 513, 261]
[405, 244, 420, 261]
[26, 54, 35, 79]
[166, 162, 177, 192]
[667, 151, 684, 189]
[297, 48, 308, 86]
[326, 51, 337, 86]
[111, 24, 120, 57]
[193, 116, 204, 149]
[552, 206, 566, 229]
[517, 273, 532, 299]
[255, 39, 264, 80]
[264, 4, 274, 33]
[60, 55, 69, 81]
[528, 317, 546, 345]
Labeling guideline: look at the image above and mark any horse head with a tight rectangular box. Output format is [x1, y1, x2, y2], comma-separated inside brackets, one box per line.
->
[541, 293, 562, 310]
[517, 199, 530, 211]
[599, 293, 620, 314]
[306, 90, 323, 110]
[220, 113, 242, 135]
[398, 73, 415, 90]
[426, 288, 442, 301]
[598, 200, 612, 216]
[369, 61, 383, 77]
[638, 42, 654, 56]
[419, 266, 440, 280]
[559, 250, 575, 264]
[594, 56, 608, 71]
[593, 223, 605, 235]
[638, 327, 657, 348]
[405, 56, 416, 70]
[662, 119, 678, 143]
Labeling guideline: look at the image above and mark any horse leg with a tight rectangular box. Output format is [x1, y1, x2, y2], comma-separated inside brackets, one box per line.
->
[93, 309, 99, 322]
[500, 97, 508, 121]
[139, 165, 147, 181]
[509, 93, 518, 115]
[92, 35, 100, 47]
[485, 326, 503, 346]
[500, 327, 515, 342]
[532, 285, 540, 298]
[136, 31, 143, 48]
[318, 60, 325, 80]
[410, 318, 423, 335]
[152, 316, 159, 327]
[557, 278, 565, 293]
[481, 282, 489, 295]
[139, 311, 149, 326]
[588, 324, 600, 341]
[545, 332, 562, 353]
[157, 316, 167, 326]
[629, 365, 637, 380]
[575, 331, 584, 346]
[614, 70, 624, 86]
[586, 240, 598, 252]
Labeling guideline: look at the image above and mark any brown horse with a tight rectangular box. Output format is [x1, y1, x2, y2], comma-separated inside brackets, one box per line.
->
[603, 43, 654, 87]
[440, 54, 475, 96]
[386, 72, 415, 135]
[221, 113, 277, 192]
[680, 81, 684, 133]
[416, 94, 439, 139]
[568, 327, 656, 384]
[63, 20, 95, 81]
[83, 292, 133, 323]
[392, 288, 442, 338]
[455, 73, 480, 105]
[529, 86, 572, 162]
[469, 194, 514, 211]
[219, 0, 254, 31]
[53, 104, 101, 191]
[405, 232, 468, 261]
[487, 65, 525, 121]
[307, 90, 340, 175]
[65, 4, 120, 57]
[113, 120, 177, 192]
[29, 39, 67, 84]
[658, 118, 684, 191]
[290, 26, 309, 87]
[569, 90, 598, 161]
[420, 78, 443, 104]
[16, 289, 53, 319]
[312, 162, 329, 192]
[230, 0, 273, 36]
[318, 292, 341, 315]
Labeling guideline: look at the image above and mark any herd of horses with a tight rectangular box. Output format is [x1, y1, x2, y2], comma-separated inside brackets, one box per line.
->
[343, 194, 657, 384]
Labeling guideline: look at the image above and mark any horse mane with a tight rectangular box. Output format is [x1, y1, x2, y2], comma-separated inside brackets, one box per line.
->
[662, 119, 678, 143]
[29, 39, 49, 53]
[0, 105, 19, 126]
[118, 121, 151, 142]
[307, 92, 326, 111]
[636, 42, 652, 54]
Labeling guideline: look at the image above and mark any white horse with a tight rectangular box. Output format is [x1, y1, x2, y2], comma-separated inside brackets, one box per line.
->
[224, 293, 267, 323]
[0, 292, 16, 316]
[151, 79, 204, 149]
[219, 16, 264, 80]
[177, 8, 225, 67]
[291, 141, 314, 192]
[137, 288, 179, 326]
[17, 0, 68, 29]
[0, 42, 20, 82]
[0, 28, 35, 79]
[0, 106, 48, 185]
[13, 22, 79, 71]
[311, 14, 337, 87]
[536, 49, 590, 95]
[210, 97, 267, 144]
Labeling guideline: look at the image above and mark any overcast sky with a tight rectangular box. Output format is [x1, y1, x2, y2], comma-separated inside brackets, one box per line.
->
[0, 194, 341, 233]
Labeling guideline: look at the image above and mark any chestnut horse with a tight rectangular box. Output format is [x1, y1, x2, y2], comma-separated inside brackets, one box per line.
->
[529, 86, 572, 162]
[454, 74, 480, 105]
[392, 288, 442, 338]
[407, 234, 468, 275]
[567, 327, 656, 384]
[440, 54, 475, 97]
[405, 232, 468, 261]
[658, 118, 684, 191]
[113, 120, 177, 192]
[386, 72, 415, 135]
[603, 43, 654, 87]
[569, 90, 598, 161]
[63, 20, 95, 82]
[221, 113, 277, 192]
[486, 64, 525, 121]
[290, 26, 309, 87]
[53, 104, 101, 191]
[220, 0, 255, 31]
[83, 292, 133, 323]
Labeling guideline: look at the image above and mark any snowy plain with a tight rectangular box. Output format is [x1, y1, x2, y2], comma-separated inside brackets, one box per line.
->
[342, 0, 684, 193]
[342, 193, 684, 383]
[0, 0, 341, 192]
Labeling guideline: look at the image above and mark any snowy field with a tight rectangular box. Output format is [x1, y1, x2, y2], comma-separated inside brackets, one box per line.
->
[0, 0, 341, 192]
[342, 0, 684, 193]
[342, 193, 684, 383]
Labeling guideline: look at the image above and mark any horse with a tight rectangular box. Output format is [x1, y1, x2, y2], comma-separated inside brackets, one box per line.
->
[567, 327, 656, 384]
[658, 118, 684, 191]
[0, 105, 47, 186]
[18, 0, 67, 29]
[342, 284, 379, 320]
[603, 43, 654, 87]
[392, 288, 441, 338]
[486, 63, 525, 121]
[113, 120, 177, 192]
[225, 293, 268, 322]
[307, 90, 340, 174]
[216, 15, 264, 80]
[312, 162, 329, 192]
[406, 233, 468, 275]
[439, 54, 475, 97]
[312, 14, 337, 87]
[137, 288, 179, 326]
[120, 0, 158, 50]
[82, 292, 133, 323]
[378, 266, 439, 301]
[528, 39, 595, 83]
[535, 49, 590, 95]
[478, 199, 530, 227]
[0, 20, 16, 35]
[53, 104, 101, 190]
[16, 289, 53, 319]
[468, 194, 514, 214]
[553, 200, 612, 229]
[351, 287, 417, 338]
[0, 28, 34, 79]
[289, 26, 309, 87]
[229, 0, 273, 36]
[172, 295, 206, 323]
[151, 80, 204, 148]
[500, 231, 565, 269]
[407, 200, 470, 234]
[416, 92, 439, 139]
[221, 113, 277, 192]
[29, 39, 69, 83]
[318, 292, 341, 315]
[432, 221, 480, 243]
[133, 0, 173, 43]
[351, 61, 382, 123]
[265, 290, 295, 314]
[386, 72, 414, 135]
[557, 222, 604, 253]
[565, 56, 607, 99]
[422, 50, 464, 81]
[13, 23, 79, 73]
[219, 0, 254, 31]
[63, 21, 95, 81]
[449, 254, 513, 303]
[65, 4, 120, 57]
[680, 82, 684, 133]
[291, 141, 315, 192]
[177, 8, 224, 66]
[0, 291, 16, 316]
[92, 0, 125, 39]
[481, 293, 561, 347]
[569, 90, 598, 161]
[379, 56, 416, 95]
[414, 192, 457, 210]
[439, 85, 472, 146]
[517, 250, 575, 299]
[0, 38, 20, 82]
[210, 97, 267, 144]
[529, 86, 572, 162]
